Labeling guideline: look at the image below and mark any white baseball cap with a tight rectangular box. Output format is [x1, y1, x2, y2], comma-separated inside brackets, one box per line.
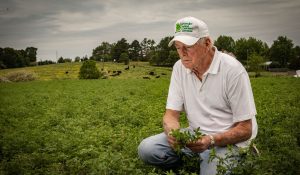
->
[168, 16, 209, 47]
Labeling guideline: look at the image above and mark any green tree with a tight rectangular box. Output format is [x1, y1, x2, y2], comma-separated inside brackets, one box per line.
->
[74, 56, 80, 62]
[111, 38, 129, 62]
[269, 36, 294, 68]
[166, 50, 179, 66]
[214, 35, 235, 53]
[92, 42, 111, 61]
[234, 38, 248, 64]
[140, 38, 156, 61]
[79, 60, 101, 79]
[25, 47, 37, 62]
[129, 40, 141, 61]
[57, 57, 64, 63]
[154, 36, 175, 66]
[120, 52, 129, 65]
[234, 37, 269, 65]
[289, 46, 300, 70]
[248, 53, 265, 77]
[1, 48, 21, 68]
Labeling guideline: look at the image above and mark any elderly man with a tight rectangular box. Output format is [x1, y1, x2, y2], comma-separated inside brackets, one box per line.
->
[138, 16, 258, 175]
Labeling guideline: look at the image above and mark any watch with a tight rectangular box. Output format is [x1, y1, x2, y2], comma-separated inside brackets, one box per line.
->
[208, 134, 215, 148]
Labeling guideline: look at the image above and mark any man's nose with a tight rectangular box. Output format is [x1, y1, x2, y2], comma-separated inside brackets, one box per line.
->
[180, 47, 187, 56]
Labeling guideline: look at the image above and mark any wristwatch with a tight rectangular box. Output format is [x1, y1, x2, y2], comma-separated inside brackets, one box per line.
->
[208, 134, 215, 148]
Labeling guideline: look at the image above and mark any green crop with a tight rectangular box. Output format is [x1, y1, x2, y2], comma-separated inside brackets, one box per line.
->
[169, 127, 204, 154]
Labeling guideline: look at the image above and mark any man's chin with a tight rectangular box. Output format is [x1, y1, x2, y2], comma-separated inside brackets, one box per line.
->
[183, 64, 193, 70]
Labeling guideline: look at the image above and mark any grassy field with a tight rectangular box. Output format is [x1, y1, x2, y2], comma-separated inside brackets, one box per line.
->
[0, 62, 172, 81]
[0, 63, 299, 174]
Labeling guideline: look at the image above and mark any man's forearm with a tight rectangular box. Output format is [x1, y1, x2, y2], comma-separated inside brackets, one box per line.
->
[214, 119, 252, 146]
[163, 109, 180, 134]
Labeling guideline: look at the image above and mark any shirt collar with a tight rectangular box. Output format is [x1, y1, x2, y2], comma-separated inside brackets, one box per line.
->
[186, 46, 220, 75]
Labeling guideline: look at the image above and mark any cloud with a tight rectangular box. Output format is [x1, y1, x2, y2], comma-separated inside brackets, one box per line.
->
[0, 0, 299, 61]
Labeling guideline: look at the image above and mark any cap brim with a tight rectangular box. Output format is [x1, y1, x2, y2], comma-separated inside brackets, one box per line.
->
[168, 35, 199, 47]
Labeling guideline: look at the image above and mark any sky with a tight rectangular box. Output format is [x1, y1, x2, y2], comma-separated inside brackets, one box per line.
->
[0, 0, 300, 61]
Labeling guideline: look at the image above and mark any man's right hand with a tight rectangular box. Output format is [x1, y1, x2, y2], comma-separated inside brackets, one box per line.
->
[167, 132, 177, 149]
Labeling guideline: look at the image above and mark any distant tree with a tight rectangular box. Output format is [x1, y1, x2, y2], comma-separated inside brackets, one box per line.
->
[79, 60, 101, 79]
[38, 60, 55, 65]
[120, 52, 129, 65]
[57, 57, 64, 63]
[18, 49, 30, 66]
[63, 58, 72, 63]
[247, 37, 269, 58]
[25, 47, 37, 62]
[289, 46, 300, 70]
[140, 38, 156, 61]
[248, 53, 265, 77]
[234, 37, 269, 65]
[269, 36, 294, 68]
[1, 48, 21, 68]
[129, 40, 142, 61]
[166, 50, 179, 66]
[154, 36, 176, 66]
[214, 35, 235, 53]
[234, 38, 248, 64]
[74, 56, 80, 62]
[92, 42, 112, 61]
[111, 38, 129, 62]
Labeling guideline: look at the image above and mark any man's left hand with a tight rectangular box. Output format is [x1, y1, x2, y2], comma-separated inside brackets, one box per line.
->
[186, 135, 211, 153]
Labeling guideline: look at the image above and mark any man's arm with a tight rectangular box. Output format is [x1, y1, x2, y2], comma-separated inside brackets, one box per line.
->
[163, 109, 181, 134]
[187, 119, 252, 152]
[163, 109, 181, 148]
[214, 119, 252, 146]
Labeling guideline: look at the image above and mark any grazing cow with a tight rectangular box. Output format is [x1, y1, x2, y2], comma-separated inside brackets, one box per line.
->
[143, 76, 150, 79]
[133, 65, 135, 68]
[149, 71, 155, 76]
[110, 73, 120, 77]
[65, 71, 69, 74]
[161, 73, 166, 75]
[125, 66, 129, 70]
[117, 70, 122, 74]
[156, 75, 160, 78]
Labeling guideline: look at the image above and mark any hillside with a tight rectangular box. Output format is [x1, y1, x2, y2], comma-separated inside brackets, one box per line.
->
[0, 62, 172, 81]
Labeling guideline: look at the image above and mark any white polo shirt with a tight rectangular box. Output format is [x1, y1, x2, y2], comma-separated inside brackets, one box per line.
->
[166, 47, 257, 147]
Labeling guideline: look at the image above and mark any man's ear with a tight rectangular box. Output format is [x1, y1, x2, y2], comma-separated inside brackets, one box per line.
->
[205, 38, 211, 47]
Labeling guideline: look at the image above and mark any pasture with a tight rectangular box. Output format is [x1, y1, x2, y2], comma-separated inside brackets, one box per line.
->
[0, 62, 299, 174]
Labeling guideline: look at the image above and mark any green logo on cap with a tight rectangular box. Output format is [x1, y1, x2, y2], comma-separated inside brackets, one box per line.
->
[175, 22, 193, 33]
[176, 23, 181, 33]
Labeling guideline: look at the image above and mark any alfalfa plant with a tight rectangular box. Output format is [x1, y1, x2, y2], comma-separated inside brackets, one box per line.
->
[168, 128, 204, 173]
[169, 127, 204, 154]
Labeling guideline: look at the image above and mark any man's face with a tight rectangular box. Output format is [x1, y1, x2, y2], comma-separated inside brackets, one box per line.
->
[174, 40, 207, 70]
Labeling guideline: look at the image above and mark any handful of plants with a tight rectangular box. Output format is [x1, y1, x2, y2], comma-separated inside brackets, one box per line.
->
[169, 127, 204, 154]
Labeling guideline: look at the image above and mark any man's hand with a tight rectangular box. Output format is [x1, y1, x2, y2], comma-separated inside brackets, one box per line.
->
[186, 135, 211, 153]
[167, 132, 177, 149]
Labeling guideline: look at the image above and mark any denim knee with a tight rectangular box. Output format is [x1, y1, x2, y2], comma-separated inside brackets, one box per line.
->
[138, 133, 181, 168]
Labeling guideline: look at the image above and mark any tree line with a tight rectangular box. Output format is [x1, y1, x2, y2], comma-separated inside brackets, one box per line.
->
[0, 47, 37, 68]
[91, 35, 300, 70]
[1, 35, 299, 70]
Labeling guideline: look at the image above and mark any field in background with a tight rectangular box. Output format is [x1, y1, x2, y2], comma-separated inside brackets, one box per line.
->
[0, 62, 172, 81]
[0, 61, 296, 81]
[0, 63, 299, 174]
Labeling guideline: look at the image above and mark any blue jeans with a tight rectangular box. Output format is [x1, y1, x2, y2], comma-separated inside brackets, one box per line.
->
[138, 132, 238, 175]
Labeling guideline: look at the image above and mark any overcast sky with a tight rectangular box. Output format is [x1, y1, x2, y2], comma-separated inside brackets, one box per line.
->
[0, 0, 300, 61]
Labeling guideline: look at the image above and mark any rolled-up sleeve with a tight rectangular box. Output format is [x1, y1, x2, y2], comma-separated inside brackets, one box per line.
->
[166, 62, 184, 111]
[227, 71, 257, 122]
